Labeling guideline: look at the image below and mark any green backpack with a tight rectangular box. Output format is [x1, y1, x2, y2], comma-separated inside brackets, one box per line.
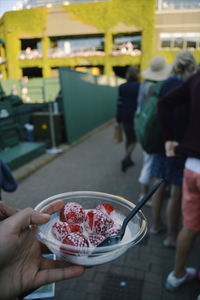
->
[135, 81, 165, 154]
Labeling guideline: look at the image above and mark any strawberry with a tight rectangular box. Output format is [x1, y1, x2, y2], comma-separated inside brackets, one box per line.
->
[60, 202, 85, 223]
[105, 223, 122, 237]
[89, 234, 105, 247]
[60, 232, 90, 256]
[96, 203, 114, 215]
[84, 209, 114, 235]
[52, 221, 83, 242]
[62, 232, 89, 248]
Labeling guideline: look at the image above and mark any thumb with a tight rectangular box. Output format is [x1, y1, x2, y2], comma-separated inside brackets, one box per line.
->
[4, 208, 50, 233]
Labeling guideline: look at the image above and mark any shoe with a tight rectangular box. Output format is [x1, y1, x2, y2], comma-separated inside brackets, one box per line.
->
[121, 160, 127, 172]
[121, 159, 134, 172]
[165, 268, 197, 291]
[149, 225, 165, 235]
[127, 160, 134, 167]
[163, 238, 176, 248]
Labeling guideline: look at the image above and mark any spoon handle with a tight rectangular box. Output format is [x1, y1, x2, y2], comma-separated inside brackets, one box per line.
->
[121, 178, 165, 237]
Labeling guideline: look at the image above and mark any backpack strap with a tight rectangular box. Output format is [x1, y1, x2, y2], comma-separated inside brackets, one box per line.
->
[153, 81, 164, 97]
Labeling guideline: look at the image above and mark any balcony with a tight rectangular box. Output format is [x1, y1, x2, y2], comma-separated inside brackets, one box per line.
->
[19, 48, 42, 60]
[48, 48, 105, 58]
[111, 35, 142, 57]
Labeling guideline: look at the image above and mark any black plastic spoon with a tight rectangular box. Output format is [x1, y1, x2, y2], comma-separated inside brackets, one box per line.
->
[97, 178, 165, 247]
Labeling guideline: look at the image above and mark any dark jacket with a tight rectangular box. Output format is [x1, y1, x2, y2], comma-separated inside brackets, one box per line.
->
[158, 71, 200, 159]
[116, 81, 140, 123]
[159, 76, 187, 142]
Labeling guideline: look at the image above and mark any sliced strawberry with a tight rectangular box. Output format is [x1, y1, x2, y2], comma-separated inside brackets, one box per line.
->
[60, 232, 90, 256]
[96, 203, 114, 215]
[62, 232, 89, 247]
[52, 221, 83, 242]
[89, 234, 105, 247]
[60, 202, 85, 223]
[84, 209, 114, 235]
[105, 223, 122, 237]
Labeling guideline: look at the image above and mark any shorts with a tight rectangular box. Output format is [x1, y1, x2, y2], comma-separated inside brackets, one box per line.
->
[138, 152, 154, 185]
[151, 153, 185, 186]
[182, 168, 200, 231]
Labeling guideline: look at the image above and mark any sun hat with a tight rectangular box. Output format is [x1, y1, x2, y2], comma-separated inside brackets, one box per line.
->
[142, 56, 172, 81]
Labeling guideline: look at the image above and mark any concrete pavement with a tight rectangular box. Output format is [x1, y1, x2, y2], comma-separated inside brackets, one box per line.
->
[3, 123, 200, 300]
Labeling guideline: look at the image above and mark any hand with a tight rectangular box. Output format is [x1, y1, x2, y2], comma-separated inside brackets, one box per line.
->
[165, 141, 179, 157]
[0, 201, 18, 221]
[0, 207, 85, 300]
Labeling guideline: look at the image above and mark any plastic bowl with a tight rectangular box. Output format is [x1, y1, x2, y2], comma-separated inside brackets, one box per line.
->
[35, 191, 147, 266]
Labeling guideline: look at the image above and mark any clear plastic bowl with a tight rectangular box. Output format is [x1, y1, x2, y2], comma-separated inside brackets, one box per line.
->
[35, 191, 147, 266]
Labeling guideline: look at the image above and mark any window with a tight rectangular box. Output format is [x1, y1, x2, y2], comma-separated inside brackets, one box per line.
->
[160, 33, 171, 48]
[173, 33, 184, 49]
[157, 0, 200, 10]
[19, 39, 42, 59]
[185, 32, 200, 49]
[112, 33, 142, 56]
[48, 35, 104, 58]
[160, 32, 200, 50]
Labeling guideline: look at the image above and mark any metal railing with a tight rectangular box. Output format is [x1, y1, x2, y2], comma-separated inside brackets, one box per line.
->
[157, 0, 200, 10]
[22, 0, 111, 9]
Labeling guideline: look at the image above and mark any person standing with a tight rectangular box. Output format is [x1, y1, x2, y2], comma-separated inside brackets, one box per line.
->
[149, 50, 197, 248]
[136, 56, 171, 202]
[116, 66, 140, 172]
[157, 70, 200, 294]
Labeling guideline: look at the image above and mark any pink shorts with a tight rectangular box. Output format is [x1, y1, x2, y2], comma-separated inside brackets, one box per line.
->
[182, 168, 200, 231]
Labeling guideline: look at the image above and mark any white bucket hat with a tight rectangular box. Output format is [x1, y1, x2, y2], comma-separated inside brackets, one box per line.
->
[142, 56, 172, 81]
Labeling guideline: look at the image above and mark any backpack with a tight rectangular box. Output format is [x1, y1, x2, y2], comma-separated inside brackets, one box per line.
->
[135, 81, 165, 154]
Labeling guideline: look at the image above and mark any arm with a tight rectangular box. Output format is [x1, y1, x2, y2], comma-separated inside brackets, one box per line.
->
[165, 141, 179, 157]
[116, 85, 123, 123]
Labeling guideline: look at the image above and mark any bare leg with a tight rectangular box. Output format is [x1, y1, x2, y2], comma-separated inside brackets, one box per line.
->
[174, 227, 198, 277]
[140, 183, 149, 195]
[138, 152, 154, 200]
[151, 179, 168, 232]
[165, 185, 182, 243]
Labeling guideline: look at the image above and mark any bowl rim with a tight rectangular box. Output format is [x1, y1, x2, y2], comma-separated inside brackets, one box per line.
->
[35, 191, 147, 252]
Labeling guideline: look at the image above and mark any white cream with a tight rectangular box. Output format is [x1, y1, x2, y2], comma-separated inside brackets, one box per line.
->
[38, 210, 139, 266]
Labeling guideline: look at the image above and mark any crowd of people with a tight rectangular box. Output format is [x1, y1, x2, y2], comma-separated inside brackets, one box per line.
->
[116, 49, 199, 299]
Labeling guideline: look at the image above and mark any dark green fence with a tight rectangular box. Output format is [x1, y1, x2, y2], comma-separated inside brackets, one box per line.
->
[1, 77, 60, 102]
[0, 71, 124, 146]
[59, 67, 123, 144]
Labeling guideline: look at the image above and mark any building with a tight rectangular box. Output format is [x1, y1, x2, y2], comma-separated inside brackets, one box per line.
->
[0, 0, 199, 79]
[156, 0, 200, 66]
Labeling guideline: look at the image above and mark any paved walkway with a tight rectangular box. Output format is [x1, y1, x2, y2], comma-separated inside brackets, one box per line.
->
[4, 123, 200, 300]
